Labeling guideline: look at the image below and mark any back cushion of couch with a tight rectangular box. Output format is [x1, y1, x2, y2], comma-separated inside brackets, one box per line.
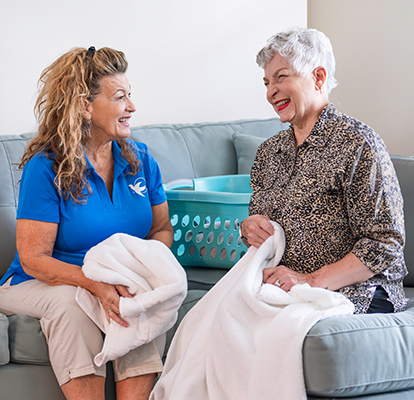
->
[392, 155, 414, 287]
[0, 134, 32, 277]
[129, 118, 288, 183]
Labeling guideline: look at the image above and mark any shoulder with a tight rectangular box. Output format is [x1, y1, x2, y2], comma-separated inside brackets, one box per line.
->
[126, 139, 161, 173]
[331, 108, 383, 147]
[23, 151, 55, 175]
[329, 108, 390, 162]
[127, 139, 152, 160]
[256, 128, 292, 156]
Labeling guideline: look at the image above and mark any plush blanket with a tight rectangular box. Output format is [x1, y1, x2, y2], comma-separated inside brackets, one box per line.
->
[151, 222, 354, 400]
[76, 233, 187, 367]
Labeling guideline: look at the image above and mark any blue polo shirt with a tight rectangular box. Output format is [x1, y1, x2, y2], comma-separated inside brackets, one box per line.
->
[1, 140, 167, 286]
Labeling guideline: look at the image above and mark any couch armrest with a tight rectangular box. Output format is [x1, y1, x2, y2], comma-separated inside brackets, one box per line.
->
[0, 313, 10, 365]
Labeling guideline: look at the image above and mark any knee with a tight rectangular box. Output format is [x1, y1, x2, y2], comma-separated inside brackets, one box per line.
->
[42, 286, 101, 336]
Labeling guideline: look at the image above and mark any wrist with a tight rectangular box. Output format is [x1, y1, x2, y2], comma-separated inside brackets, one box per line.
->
[309, 269, 329, 289]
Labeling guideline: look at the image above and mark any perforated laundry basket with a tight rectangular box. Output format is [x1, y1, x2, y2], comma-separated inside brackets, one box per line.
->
[164, 175, 251, 269]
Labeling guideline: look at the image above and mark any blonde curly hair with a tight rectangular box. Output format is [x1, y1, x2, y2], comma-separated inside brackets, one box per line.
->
[21, 46, 140, 203]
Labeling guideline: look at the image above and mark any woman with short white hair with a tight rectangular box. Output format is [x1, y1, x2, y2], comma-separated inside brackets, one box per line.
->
[240, 28, 407, 314]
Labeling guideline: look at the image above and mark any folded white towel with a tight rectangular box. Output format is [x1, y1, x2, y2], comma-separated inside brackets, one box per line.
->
[76, 233, 187, 367]
[151, 222, 354, 400]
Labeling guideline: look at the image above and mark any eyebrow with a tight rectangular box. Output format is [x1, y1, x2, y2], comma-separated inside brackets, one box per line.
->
[114, 86, 131, 95]
[263, 68, 288, 83]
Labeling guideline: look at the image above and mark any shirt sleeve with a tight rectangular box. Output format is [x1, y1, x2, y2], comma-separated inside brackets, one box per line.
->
[345, 139, 406, 274]
[135, 143, 167, 206]
[17, 156, 60, 223]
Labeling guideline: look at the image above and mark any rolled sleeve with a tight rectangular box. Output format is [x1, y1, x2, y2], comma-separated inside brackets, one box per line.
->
[346, 141, 405, 274]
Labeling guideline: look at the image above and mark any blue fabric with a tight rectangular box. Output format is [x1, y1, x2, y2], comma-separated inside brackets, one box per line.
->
[0, 140, 166, 286]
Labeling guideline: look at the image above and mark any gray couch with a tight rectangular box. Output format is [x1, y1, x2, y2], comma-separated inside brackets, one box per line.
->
[1, 118, 414, 400]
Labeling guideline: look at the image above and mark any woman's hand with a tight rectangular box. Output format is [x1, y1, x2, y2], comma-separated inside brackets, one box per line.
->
[88, 281, 133, 328]
[263, 252, 375, 292]
[263, 266, 315, 292]
[240, 215, 274, 248]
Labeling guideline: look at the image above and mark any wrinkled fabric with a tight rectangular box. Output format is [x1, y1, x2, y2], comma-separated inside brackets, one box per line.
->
[250, 104, 407, 313]
[150, 222, 354, 400]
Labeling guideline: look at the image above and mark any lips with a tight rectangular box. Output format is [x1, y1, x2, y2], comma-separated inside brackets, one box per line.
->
[118, 117, 131, 126]
[275, 99, 290, 112]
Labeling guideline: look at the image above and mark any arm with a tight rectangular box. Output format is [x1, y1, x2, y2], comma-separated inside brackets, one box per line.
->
[17, 219, 130, 327]
[264, 141, 405, 292]
[263, 252, 374, 291]
[146, 201, 173, 248]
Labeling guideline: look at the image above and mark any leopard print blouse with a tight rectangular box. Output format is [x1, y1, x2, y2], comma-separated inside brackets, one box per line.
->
[249, 104, 407, 314]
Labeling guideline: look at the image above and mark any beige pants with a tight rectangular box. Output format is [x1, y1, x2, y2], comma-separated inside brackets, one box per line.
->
[0, 278, 164, 386]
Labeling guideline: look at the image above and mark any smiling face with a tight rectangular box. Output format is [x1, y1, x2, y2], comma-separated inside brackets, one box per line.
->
[263, 53, 328, 131]
[87, 73, 136, 144]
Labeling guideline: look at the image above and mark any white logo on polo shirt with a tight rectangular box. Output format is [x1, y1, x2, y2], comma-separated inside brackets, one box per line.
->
[129, 178, 148, 197]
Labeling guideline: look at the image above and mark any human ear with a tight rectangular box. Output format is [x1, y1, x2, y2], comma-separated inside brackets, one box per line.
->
[83, 100, 92, 121]
[313, 67, 327, 90]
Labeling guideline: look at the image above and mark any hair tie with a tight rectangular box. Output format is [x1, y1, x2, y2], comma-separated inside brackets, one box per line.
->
[86, 46, 96, 56]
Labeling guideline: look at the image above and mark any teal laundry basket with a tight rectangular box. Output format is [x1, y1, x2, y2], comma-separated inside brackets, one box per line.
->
[164, 175, 251, 269]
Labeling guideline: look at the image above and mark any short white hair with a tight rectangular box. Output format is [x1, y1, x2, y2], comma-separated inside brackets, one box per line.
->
[256, 28, 338, 94]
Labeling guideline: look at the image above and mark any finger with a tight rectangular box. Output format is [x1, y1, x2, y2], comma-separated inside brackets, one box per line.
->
[116, 285, 133, 298]
[107, 310, 129, 328]
[263, 267, 278, 282]
[249, 216, 274, 246]
[257, 217, 275, 236]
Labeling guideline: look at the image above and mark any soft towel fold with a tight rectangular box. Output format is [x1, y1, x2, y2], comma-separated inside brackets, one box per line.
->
[151, 222, 354, 400]
[75, 233, 187, 367]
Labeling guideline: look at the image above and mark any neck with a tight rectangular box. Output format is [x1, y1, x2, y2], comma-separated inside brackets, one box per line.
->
[83, 139, 115, 199]
[83, 139, 113, 166]
[293, 101, 329, 147]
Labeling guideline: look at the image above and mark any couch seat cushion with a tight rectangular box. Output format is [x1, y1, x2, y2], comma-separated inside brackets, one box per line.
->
[185, 267, 228, 291]
[0, 313, 9, 365]
[8, 314, 49, 365]
[303, 303, 414, 397]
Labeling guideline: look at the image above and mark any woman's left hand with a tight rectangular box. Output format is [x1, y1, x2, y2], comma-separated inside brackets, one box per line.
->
[263, 266, 315, 292]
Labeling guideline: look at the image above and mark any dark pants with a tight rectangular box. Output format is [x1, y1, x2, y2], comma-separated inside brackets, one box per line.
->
[367, 286, 394, 313]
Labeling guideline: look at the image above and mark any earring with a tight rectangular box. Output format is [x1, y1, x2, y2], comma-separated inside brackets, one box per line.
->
[87, 120, 91, 131]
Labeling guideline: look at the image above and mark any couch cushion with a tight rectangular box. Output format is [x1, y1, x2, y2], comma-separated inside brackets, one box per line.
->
[228, 118, 289, 139]
[303, 303, 414, 397]
[232, 132, 266, 174]
[0, 135, 30, 277]
[308, 388, 414, 400]
[391, 155, 414, 287]
[129, 125, 195, 183]
[185, 267, 228, 291]
[8, 314, 49, 365]
[178, 123, 238, 178]
[0, 313, 9, 365]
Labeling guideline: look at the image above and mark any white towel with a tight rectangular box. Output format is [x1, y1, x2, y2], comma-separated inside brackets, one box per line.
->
[75, 233, 187, 367]
[151, 222, 354, 400]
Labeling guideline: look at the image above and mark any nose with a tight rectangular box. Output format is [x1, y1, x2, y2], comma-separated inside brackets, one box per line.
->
[127, 97, 136, 113]
[267, 83, 277, 102]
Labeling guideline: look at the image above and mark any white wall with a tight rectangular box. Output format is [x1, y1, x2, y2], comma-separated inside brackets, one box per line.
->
[0, 0, 306, 134]
[309, 0, 414, 155]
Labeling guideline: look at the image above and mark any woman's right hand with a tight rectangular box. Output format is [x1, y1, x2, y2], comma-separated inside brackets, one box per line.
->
[88, 280, 133, 328]
[240, 215, 274, 248]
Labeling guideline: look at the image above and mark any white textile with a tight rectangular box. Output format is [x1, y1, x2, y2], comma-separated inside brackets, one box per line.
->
[76, 233, 187, 367]
[151, 222, 354, 400]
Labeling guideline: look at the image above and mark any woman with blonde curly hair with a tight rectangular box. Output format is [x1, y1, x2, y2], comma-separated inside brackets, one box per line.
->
[0, 46, 173, 399]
